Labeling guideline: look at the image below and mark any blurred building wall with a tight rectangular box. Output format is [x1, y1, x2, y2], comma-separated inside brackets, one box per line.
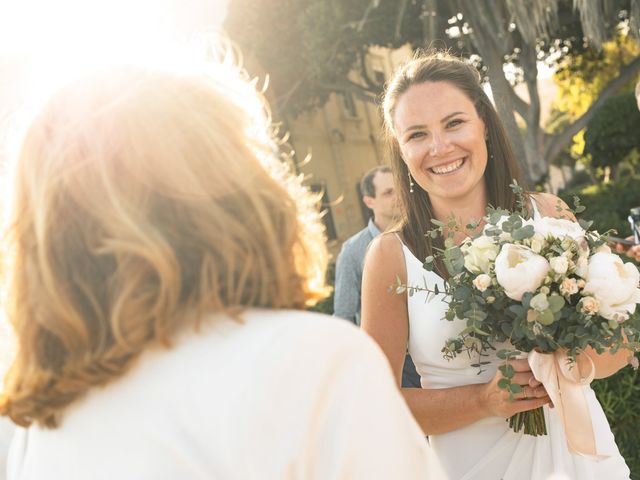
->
[285, 45, 413, 258]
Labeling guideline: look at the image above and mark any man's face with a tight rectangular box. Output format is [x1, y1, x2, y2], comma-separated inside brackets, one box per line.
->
[365, 171, 400, 222]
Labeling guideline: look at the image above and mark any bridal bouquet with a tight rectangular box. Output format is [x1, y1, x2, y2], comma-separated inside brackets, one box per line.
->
[403, 183, 640, 445]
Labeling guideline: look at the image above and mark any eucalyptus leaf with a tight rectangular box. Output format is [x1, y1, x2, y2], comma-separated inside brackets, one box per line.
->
[497, 378, 510, 389]
[548, 295, 565, 313]
[499, 364, 515, 378]
[578, 219, 593, 230]
[509, 384, 523, 394]
[538, 309, 554, 325]
[512, 224, 535, 241]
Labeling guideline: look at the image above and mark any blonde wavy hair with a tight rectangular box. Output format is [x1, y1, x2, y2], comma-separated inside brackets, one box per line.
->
[0, 62, 329, 428]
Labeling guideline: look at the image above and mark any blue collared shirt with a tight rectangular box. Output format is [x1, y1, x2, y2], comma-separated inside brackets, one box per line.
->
[333, 218, 381, 326]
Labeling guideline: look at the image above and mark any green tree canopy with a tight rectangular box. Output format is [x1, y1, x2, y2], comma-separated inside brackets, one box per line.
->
[583, 91, 640, 169]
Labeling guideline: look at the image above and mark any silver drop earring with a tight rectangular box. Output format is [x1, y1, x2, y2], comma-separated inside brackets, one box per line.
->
[408, 171, 415, 193]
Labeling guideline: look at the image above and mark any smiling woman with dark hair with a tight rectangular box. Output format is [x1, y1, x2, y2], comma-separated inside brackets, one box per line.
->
[0, 59, 436, 479]
[362, 51, 631, 480]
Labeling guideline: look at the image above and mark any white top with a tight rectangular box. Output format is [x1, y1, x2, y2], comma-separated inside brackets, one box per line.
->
[7, 309, 438, 480]
[399, 201, 631, 480]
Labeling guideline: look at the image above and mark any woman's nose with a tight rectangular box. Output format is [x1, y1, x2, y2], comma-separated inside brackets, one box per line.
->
[429, 133, 453, 156]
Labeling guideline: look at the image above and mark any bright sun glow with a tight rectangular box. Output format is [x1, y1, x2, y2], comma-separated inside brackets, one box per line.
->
[0, 0, 229, 101]
[0, 0, 230, 380]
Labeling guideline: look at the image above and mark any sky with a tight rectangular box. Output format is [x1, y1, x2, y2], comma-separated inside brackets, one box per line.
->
[0, 0, 229, 57]
[0, 0, 231, 164]
[0, 0, 230, 115]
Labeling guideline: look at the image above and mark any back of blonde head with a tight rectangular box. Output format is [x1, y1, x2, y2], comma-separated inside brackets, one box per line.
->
[1, 63, 329, 427]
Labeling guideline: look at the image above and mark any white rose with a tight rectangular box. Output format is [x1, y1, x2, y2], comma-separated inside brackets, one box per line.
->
[494, 244, 550, 301]
[582, 252, 640, 320]
[560, 278, 579, 296]
[529, 233, 545, 254]
[533, 217, 585, 240]
[473, 273, 492, 292]
[462, 235, 499, 274]
[560, 237, 574, 252]
[549, 256, 569, 275]
[580, 296, 600, 315]
[596, 244, 612, 254]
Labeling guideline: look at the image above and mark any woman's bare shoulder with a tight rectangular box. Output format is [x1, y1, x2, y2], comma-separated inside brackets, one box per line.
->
[364, 232, 406, 281]
[367, 231, 404, 258]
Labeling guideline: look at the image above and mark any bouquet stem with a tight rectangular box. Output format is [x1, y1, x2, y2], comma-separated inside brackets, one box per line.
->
[508, 406, 547, 436]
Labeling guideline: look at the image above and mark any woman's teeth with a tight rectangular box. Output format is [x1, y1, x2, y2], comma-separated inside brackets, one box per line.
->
[430, 158, 464, 174]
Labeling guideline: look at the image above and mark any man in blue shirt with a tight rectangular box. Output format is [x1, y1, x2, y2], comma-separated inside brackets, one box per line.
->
[334, 165, 421, 388]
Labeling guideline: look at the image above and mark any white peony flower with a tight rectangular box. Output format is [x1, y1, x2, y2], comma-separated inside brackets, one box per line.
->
[549, 256, 569, 275]
[462, 235, 499, 274]
[576, 237, 590, 257]
[494, 244, 550, 301]
[533, 217, 585, 241]
[473, 273, 492, 292]
[582, 252, 640, 320]
[611, 312, 629, 323]
[575, 256, 588, 278]
[596, 244, 612, 254]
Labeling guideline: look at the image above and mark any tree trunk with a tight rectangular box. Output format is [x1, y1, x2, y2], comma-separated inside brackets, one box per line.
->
[457, 0, 534, 187]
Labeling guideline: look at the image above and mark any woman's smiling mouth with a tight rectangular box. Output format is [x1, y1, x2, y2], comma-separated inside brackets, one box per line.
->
[430, 157, 466, 175]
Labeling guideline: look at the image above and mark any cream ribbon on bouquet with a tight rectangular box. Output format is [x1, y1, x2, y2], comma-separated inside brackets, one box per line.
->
[528, 350, 608, 460]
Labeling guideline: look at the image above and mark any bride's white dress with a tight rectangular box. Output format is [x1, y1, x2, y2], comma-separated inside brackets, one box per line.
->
[400, 235, 631, 479]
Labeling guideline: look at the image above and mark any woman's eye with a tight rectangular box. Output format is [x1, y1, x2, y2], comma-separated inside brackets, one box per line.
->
[447, 119, 463, 128]
[408, 131, 426, 140]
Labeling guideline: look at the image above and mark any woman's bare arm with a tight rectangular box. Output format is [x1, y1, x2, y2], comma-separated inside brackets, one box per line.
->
[361, 233, 549, 434]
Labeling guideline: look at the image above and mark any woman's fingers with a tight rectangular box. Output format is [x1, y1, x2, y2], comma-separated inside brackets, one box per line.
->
[518, 385, 547, 400]
[511, 372, 538, 387]
[515, 395, 551, 413]
[508, 359, 531, 372]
